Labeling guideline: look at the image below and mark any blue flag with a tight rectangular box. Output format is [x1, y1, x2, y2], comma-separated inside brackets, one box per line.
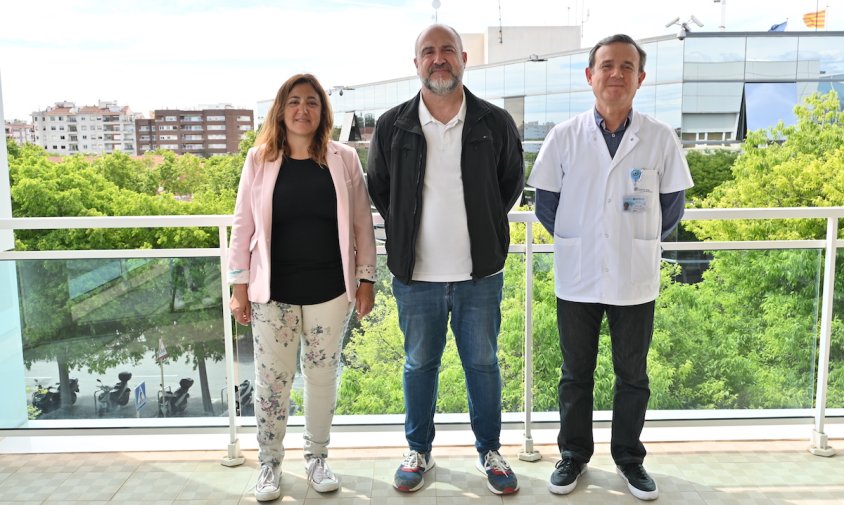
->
[769, 21, 787, 31]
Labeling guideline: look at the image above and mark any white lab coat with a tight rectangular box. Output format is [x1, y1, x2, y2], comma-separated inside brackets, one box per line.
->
[528, 109, 694, 306]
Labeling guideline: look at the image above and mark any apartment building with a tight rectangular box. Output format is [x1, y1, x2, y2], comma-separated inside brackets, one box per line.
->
[31, 101, 140, 155]
[4, 120, 35, 145]
[135, 107, 253, 157]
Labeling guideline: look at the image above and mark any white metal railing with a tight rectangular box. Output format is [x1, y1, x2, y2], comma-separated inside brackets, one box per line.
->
[1, 207, 842, 460]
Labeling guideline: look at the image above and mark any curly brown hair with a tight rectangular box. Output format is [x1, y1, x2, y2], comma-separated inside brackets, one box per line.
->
[255, 73, 333, 165]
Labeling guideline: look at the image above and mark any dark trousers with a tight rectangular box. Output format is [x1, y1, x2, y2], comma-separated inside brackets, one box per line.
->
[556, 298, 655, 465]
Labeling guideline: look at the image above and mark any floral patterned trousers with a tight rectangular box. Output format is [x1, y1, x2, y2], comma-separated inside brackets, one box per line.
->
[250, 293, 352, 467]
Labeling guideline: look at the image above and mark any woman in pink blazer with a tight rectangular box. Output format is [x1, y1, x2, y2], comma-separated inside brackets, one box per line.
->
[228, 73, 376, 501]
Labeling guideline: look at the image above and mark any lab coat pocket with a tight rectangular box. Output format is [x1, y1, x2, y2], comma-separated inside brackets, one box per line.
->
[553, 236, 581, 286]
[630, 238, 659, 284]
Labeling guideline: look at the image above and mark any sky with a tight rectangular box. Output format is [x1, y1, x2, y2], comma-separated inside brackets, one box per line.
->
[1, 0, 841, 121]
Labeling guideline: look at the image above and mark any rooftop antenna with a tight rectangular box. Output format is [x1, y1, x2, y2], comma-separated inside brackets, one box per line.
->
[713, 0, 726, 31]
[432, 0, 440, 23]
[498, 0, 503, 44]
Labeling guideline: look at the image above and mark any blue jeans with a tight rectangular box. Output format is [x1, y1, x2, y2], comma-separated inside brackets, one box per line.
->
[392, 273, 504, 455]
[556, 299, 654, 466]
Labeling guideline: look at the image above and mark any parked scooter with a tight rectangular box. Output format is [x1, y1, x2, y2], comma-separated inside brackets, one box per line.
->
[32, 377, 79, 417]
[158, 377, 194, 417]
[94, 371, 132, 417]
[221, 379, 254, 416]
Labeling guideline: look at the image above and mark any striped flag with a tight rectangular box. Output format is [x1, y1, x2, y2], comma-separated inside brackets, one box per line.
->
[803, 10, 826, 29]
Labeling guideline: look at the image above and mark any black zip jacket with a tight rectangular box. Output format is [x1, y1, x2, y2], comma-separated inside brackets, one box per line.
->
[367, 87, 524, 284]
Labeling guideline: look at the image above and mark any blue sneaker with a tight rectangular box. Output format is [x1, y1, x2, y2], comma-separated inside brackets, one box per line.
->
[393, 451, 435, 492]
[476, 450, 519, 495]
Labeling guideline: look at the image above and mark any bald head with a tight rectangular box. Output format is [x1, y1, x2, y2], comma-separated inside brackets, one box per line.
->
[415, 24, 463, 56]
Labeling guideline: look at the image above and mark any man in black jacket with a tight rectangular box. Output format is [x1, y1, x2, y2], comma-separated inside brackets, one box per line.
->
[368, 23, 524, 496]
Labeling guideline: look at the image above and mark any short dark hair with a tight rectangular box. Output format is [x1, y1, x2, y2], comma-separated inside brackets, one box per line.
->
[588, 34, 647, 72]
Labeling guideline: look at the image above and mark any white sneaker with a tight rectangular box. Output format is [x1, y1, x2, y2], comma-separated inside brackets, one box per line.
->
[306, 457, 340, 493]
[255, 463, 281, 501]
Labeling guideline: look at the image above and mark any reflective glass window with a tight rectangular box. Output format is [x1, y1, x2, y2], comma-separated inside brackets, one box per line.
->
[486, 66, 505, 98]
[569, 91, 594, 116]
[684, 37, 747, 80]
[524, 95, 548, 140]
[746, 36, 798, 80]
[797, 36, 844, 79]
[504, 62, 525, 96]
[546, 93, 570, 125]
[569, 52, 591, 91]
[546, 55, 572, 94]
[653, 83, 682, 129]
[634, 85, 656, 117]
[682, 82, 744, 113]
[525, 59, 547, 95]
[464, 68, 486, 96]
[654, 38, 683, 82]
[745, 82, 798, 131]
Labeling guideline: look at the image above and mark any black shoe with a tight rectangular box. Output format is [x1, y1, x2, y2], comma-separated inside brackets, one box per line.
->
[548, 457, 586, 495]
[616, 463, 659, 500]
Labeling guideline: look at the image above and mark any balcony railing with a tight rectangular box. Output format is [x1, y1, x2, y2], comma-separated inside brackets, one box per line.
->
[0, 208, 841, 462]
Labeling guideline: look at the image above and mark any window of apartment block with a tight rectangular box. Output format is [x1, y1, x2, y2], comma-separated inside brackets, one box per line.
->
[159, 125, 177, 131]
[207, 134, 226, 140]
[183, 134, 203, 140]
[164, 116, 177, 121]
[208, 143, 227, 149]
[238, 125, 251, 131]
[237, 116, 251, 121]
[206, 115, 225, 121]
[50, 126, 56, 131]
[160, 144, 178, 149]
[182, 115, 202, 122]
[207, 125, 225, 130]
[158, 135, 178, 141]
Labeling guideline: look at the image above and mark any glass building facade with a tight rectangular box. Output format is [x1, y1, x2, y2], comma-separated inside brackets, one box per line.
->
[328, 32, 844, 150]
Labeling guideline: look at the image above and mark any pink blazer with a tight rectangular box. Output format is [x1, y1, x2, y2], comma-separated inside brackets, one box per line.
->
[227, 141, 377, 303]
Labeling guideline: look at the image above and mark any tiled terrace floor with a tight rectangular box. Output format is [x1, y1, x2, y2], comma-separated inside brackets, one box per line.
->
[0, 440, 842, 504]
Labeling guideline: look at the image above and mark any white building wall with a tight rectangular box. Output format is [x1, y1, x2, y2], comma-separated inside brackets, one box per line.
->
[485, 26, 581, 64]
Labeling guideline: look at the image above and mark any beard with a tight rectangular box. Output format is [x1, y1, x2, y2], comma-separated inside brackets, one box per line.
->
[421, 64, 462, 95]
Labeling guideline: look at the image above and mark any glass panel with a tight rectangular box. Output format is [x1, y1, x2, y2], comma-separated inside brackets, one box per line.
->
[745, 82, 798, 130]
[485, 66, 505, 98]
[654, 83, 682, 128]
[546, 55, 572, 94]
[746, 36, 798, 80]
[14, 257, 227, 426]
[532, 248, 822, 414]
[524, 95, 548, 141]
[464, 68, 486, 97]
[684, 37, 747, 80]
[364, 85, 376, 110]
[504, 62, 525, 96]
[797, 36, 844, 79]
[569, 90, 595, 116]
[546, 92, 570, 125]
[634, 84, 656, 117]
[682, 82, 744, 112]
[830, 250, 844, 408]
[525, 59, 547, 95]
[654, 38, 683, 82]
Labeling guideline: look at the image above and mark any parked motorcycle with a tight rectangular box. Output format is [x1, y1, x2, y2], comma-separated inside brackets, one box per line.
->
[158, 377, 194, 417]
[236, 379, 253, 416]
[32, 377, 79, 417]
[94, 371, 132, 417]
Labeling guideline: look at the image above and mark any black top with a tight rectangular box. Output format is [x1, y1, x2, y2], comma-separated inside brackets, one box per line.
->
[270, 157, 345, 305]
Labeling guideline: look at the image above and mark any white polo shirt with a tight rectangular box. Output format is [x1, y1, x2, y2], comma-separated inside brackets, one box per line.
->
[412, 92, 472, 282]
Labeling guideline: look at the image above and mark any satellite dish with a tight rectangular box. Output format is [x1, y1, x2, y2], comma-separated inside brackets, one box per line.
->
[432, 0, 441, 9]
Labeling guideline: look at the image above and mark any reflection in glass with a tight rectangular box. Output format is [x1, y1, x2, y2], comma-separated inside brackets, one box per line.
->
[546, 93, 570, 125]
[524, 95, 548, 140]
[634, 84, 656, 117]
[16, 257, 226, 424]
[464, 68, 486, 97]
[525, 59, 547, 95]
[746, 36, 798, 80]
[546, 55, 572, 94]
[486, 66, 505, 98]
[654, 38, 683, 82]
[654, 83, 682, 128]
[797, 36, 844, 79]
[504, 62, 525, 96]
[745, 82, 798, 131]
[684, 37, 747, 80]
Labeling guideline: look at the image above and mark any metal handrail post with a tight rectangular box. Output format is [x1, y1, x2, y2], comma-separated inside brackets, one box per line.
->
[219, 225, 245, 466]
[519, 221, 541, 461]
[810, 217, 837, 457]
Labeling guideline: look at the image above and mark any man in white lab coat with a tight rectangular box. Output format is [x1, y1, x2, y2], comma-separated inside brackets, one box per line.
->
[528, 34, 693, 501]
